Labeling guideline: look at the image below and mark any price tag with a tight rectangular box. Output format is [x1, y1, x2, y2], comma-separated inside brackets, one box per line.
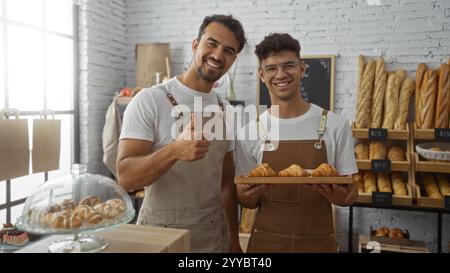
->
[369, 128, 387, 141]
[445, 196, 450, 210]
[371, 160, 391, 173]
[435, 129, 450, 142]
[372, 192, 393, 206]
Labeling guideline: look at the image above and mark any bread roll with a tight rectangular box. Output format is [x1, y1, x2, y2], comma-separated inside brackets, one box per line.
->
[389, 228, 405, 239]
[375, 226, 390, 237]
[355, 142, 369, 160]
[369, 141, 387, 160]
[364, 172, 377, 194]
[382, 74, 402, 129]
[435, 64, 450, 128]
[391, 172, 408, 196]
[105, 199, 127, 213]
[436, 174, 450, 196]
[79, 195, 101, 207]
[249, 163, 277, 177]
[415, 64, 427, 128]
[311, 163, 338, 177]
[94, 203, 120, 219]
[50, 211, 82, 229]
[355, 58, 375, 128]
[377, 173, 392, 193]
[394, 78, 415, 130]
[422, 174, 442, 198]
[371, 58, 387, 128]
[418, 69, 437, 129]
[387, 146, 406, 161]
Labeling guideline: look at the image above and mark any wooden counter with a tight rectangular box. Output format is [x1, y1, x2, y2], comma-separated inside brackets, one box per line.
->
[15, 224, 190, 253]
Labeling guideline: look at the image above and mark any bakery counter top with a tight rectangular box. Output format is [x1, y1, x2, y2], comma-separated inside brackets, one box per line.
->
[14, 224, 190, 253]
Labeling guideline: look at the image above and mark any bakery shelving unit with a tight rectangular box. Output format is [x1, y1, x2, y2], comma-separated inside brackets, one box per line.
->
[352, 122, 414, 207]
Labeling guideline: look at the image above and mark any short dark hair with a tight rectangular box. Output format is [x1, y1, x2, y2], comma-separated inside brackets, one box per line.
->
[255, 33, 301, 62]
[197, 14, 247, 53]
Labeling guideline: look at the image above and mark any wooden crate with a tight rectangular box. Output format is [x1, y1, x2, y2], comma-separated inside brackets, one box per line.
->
[412, 123, 435, 139]
[352, 122, 409, 140]
[358, 234, 429, 253]
[415, 185, 445, 209]
[357, 184, 413, 206]
[414, 153, 450, 174]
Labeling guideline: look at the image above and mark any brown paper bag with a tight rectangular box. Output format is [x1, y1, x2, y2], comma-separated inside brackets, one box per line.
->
[135, 43, 171, 87]
[32, 117, 61, 173]
[0, 110, 30, 181]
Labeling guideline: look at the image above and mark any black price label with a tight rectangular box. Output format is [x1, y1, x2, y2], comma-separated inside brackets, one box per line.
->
[445, 196, 450, 210]
[372, 191, 393, 206]
[371, 160, 391, 173]
[435, 129, 450, 142]
[369, 128, 388, 141]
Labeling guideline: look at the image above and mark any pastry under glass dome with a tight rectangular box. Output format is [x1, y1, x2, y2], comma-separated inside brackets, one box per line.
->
[16, 164, 135, 253]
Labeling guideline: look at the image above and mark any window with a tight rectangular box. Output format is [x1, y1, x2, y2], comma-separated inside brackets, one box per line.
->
[0, 0, 78, 224]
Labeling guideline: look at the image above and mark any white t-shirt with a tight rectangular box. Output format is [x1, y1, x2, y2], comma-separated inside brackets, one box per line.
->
[235, 104, 357, 176]
[120, 77, 235, 152]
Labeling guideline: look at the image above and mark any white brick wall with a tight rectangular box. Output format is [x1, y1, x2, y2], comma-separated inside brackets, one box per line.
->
[80, 0, 450, 252]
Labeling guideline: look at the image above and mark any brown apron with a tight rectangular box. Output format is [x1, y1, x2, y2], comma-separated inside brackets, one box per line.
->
[247, 110, 338, 253]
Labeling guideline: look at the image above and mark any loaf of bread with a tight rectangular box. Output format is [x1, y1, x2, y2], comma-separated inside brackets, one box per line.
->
[375, 226, 390, 237]
[391, 172, 408, 196]
[371, 58, 387, 128]
[377, 173, 392, 193]
[394, 78, 415, 130]
[311, 163, 338, 177]
[382, 74, 402, 129]
[249, 163, 277, 177]
[387, 146, 406, 161]
[422, 174, 442, 198]
[364, 172, 377, 194]
[435, 64, 450, 128]
[369, 141, 387, 160]
[415, 64, 427, 128]
[389, 228, 405, 239]
[418, 68, 437, 129]
[436, 174, 450, 196]
[354, 171, 365, 193]
[355, 142, 369, 160]
[355, 58, 375, 128]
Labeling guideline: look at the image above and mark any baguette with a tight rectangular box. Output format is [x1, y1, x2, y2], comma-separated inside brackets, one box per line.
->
[382, 74, 401, 129]
[355, 58, 375, 128]
[394, 78, 415, 130]
[418, 68, 437, 129]
[415, 63, 427, 128]
[435, 64, 450, 128]
[395, 69, 407, 86]
[371, 58, 387, 128]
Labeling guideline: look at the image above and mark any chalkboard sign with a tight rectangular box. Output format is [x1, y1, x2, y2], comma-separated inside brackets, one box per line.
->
[258, 55, 335, 111]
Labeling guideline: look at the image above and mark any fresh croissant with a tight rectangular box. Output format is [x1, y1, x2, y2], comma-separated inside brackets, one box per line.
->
[73, 204, 104, 224]
[94, 203, 121, 219]
[278, 164, 308, 177]
[249, 163, 277, 177]
[105, 199, 127, 213]
[48, 211, 82, 229]
[311, 163, 338, 177]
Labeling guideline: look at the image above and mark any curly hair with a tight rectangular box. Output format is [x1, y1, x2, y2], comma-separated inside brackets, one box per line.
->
[255, 33, 301, 62]
[197, 14, 247, 53]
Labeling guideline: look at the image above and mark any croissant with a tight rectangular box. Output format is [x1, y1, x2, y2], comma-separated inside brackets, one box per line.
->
[278, 164, 308, 177]
[61, 199, 76, 210]
[375, 226, 390, 237]
[249, 163, 277, 177]
[311, 163, 338, 177]
[105, 199, 127, 213]
[50, 211, 82, 229]
[94, 203, 120, 219]
[391, 172, 408, 196]
[73, 204, 104, 224]
[79, 195, 101, 207]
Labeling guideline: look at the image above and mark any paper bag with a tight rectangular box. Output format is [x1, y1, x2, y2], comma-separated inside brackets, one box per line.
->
[0, 111, 30, 181]
[32, 118, 61, 173]
[135, 43, 171, 87]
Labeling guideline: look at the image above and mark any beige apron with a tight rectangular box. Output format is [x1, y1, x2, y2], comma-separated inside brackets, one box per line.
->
[137, 88, 230, 253]
[247, 110, 338, 253]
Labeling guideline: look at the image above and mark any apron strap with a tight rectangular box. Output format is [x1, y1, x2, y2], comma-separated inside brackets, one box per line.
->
[314, 109, 328, 150]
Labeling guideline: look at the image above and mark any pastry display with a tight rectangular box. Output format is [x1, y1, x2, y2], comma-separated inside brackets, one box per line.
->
[355, 142, 369, 160]
[311, 163, 338, 177]
[369, 141, 386, 160]
[278, 164, 308, 177]
[249, 163, 277, 177]
[0, 224, 30, 247]
[387, 146, 406, 161]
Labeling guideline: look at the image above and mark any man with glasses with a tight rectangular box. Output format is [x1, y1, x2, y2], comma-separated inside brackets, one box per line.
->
[235, 33, 357, 252]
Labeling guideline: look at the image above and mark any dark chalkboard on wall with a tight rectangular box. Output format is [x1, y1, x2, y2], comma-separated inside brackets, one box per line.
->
[257, 55, 336, 111]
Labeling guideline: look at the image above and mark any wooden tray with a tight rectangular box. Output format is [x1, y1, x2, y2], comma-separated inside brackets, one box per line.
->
[235, 175, 353, 184]
[352, 122, 409, 140]
[414, 153, 450, 174]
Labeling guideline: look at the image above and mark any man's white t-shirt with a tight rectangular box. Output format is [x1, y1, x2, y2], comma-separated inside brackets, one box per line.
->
[235, 103, 357, 176]
[120, 77, 235, 151]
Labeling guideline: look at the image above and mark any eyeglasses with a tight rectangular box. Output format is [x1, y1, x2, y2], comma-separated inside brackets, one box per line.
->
[261, 61, 301, 77]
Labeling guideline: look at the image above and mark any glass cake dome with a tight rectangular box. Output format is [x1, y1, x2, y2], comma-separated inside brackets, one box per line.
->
[16, 164, 135, 253]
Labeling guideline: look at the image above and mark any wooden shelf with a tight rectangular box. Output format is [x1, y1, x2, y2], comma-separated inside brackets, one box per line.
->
[352, 122, 409, 140]
[414, 153, 450, 174]
[415, 185, 445, 209]
[356, 185, 413, 207]
[412, 123, 435, 140]
[356, 158, 411, 172]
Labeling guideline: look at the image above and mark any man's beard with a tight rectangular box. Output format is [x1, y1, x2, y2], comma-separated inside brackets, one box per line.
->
[195, 65, 223, 82]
